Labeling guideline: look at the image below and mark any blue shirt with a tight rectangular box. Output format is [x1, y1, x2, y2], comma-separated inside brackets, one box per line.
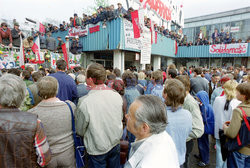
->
[49, 71, 77, 102]
[166, 106, 192, 165]
[76, 83, 89, 104]
[145, 81, 154, 95]
[151, 84, 164, 101]
[124, 86, 141, 113]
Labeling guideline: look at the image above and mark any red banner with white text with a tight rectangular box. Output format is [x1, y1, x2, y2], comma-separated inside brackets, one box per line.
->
[209, 43, 248, 54]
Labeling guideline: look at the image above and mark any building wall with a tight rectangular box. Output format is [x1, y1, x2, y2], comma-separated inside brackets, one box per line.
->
[183, 8, 250, 43]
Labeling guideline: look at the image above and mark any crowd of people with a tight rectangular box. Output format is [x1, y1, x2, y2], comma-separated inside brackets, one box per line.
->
[179, 29, 250, 47]
[0, 60, 249, 168]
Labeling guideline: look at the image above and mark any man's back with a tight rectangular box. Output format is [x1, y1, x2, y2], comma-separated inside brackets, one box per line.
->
[190, 76, 209, 96]
[49, 71, 77, 101]
[76, 88, 123, 155]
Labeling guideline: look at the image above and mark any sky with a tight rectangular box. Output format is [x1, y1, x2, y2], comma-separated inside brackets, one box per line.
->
[0, 0, 250, 24]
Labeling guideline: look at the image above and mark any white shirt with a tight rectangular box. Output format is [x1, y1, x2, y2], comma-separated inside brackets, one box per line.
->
[125, 131, 179, 168]
[213, 95, 241, 139]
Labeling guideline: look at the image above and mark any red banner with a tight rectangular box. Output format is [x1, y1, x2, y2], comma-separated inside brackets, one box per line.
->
[209, 43, 248, 54]
[141, 0, 171, 21]
[89, 25, 100, 34]
[61, 43, 69, 69]
[131, 10, 141, 39]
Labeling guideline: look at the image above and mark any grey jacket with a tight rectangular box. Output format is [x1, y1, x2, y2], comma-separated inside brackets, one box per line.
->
[190, 76, 209, 97]
[46, 36, 57, 51]
[11, 28, 24, 47]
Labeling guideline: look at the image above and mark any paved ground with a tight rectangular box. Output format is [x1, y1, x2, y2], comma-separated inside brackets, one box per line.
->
[189, 137, 216, 168]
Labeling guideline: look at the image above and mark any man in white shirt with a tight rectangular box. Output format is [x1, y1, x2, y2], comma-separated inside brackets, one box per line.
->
[125, 95, 179, 168]
[76, 63, 123, 168]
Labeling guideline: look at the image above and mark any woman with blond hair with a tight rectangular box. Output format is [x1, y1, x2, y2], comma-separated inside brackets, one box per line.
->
[213, 80, 241, 168]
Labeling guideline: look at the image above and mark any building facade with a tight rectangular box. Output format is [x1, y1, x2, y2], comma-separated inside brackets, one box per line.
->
[183, 7, 250, 43]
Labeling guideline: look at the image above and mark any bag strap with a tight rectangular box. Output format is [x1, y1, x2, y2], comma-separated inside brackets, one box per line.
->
[65, 102, 78, 147]
[239, 107, 250, 131]
[236, 107, 250, 146]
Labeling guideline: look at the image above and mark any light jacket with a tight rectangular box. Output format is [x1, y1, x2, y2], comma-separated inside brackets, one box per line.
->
[183, 93, 204, 141]
[213, 95, 241, 139]
[125, 131, 179, 168]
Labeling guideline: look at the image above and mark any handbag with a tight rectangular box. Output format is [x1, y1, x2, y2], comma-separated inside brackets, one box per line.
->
[225, 107, 250, 152]
[65, 102, 85, 168]
[120, 128, 129, 165]
[219, 129, 228, 161]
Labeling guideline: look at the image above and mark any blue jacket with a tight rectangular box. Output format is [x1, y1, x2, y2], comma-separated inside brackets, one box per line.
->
[49, 71, 77, 102]
[196, 91, 215, 135]
[166, 106, 192, 165]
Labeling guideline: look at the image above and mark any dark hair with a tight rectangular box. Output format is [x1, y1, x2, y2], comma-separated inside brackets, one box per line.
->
[194, 68, 202, 75]
[1, 22, 7, 27]
[164, 79, 185, 111]
[27, 36, 34, 41]
[113, 68, 121, 77]
[112, 80, 125, 95]
[176, 75, 190, 92]
[8, 68, 21, 76]
[56, 59, 67, 70]
[26, 66, 34, 73]
[87, 63, 106, 85]
[22, 70, 31, 80]
[122, 71, 137, 87]
[236, 82, 250, 103]
[168, 69, 177, 78]
[151, 70, 163, 83]
[32, 72, 43, 82]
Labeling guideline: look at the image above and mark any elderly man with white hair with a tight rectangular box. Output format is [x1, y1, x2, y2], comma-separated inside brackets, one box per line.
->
[125, 95, 179, 168]
[0, 74, 51, 168]
[76, 74, 89, 104]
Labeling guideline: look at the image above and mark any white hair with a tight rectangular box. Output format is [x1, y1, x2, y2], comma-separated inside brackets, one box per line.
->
[0, 74, 26, 108]
[134, 95, 168, 134]
[77, 74, 86, 83]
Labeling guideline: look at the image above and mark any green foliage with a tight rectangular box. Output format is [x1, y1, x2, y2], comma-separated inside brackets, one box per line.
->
[83, 0, 110, 15]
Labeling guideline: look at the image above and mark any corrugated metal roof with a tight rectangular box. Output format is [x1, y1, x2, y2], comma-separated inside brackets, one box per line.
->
[177, 45, 250, 58]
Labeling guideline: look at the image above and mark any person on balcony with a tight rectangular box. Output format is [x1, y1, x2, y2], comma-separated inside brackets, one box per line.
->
[115, 3, 127, 17]
[23, 36, 34, 49]
[70, 36, 82, 54]
[219, 29, 226, 43]
[98, 6, 107, 22]
[0, 22, 13, 48]
[46, 33, 57, 52]
[212, 29, 219, 44]
[11, 23, 24, 47]
[90, 13, 100, 25]
[73, 13, 81, 27]
[106, 6, 116, 21]
[40, 32, 47, 49]
[124, 7, 134, 22]
[195, 38, 203, 46]
[202, 37, 209, 45]
[57, 36, 63, 53]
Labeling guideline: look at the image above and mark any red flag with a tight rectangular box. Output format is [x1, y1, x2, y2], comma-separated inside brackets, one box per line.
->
[175, 40, 178, 55]
[131, 10, 140, 38]
[62, 43, 69, 69]
[31, 36, 44, 64]
[39, 23, 45, 34]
